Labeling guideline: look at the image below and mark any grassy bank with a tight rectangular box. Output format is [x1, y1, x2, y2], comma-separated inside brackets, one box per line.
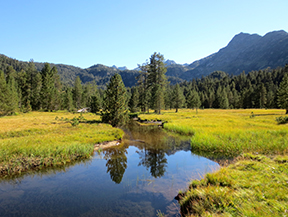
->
[139, 109, 288, 216]
[178, 154, 288, 216]
[139, 109, 288, 157]
[0, 111, 124, 176]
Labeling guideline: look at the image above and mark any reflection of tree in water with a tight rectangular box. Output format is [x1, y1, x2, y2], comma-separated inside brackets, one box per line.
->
[138, 147, 167, 178]
[103, 147, 127, 184]
[124, 120, 192, 178]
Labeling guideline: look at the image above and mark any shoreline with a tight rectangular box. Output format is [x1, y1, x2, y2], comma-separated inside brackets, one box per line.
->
[94, 139, 122, 151]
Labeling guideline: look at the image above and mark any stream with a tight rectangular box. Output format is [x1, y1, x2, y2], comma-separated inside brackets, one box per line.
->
[0, 121, 219, 217]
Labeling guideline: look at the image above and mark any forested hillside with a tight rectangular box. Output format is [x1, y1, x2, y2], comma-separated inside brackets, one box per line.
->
[0, 55, 183, 88]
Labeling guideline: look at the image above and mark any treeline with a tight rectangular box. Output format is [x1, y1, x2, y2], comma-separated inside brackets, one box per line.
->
[0, 62, 102, 116]
[129, 64, 288, 113]
[1, 55, 288, 117]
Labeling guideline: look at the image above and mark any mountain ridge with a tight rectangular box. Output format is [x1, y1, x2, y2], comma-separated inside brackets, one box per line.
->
[1, 30, 288, 87]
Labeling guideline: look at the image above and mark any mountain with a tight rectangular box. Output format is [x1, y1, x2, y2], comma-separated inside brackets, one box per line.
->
[111, 65, 128, 71]
[1, 30, 288, 87]
[171, 30, 288, 80]
[34, 62, 139, 88]
[164, 59, 177, 66]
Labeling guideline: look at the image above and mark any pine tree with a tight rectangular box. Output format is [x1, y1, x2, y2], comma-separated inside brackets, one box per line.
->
[207, 88, 215, 108]
[277, 73, 288, 114]
[0, 70, 11, 115]
[101, 73, 129, 127]
[64, 87, 74, 112]
[90, 95, 101, 114]
[172, 83, 185, 112]
[73, 76, 83, 109]
[31, 72, 42, 110]
[137, 64, 150, 112]
[164, 85, 173, 109]
[52, 68, 62, 111]
[219, 88, 229, 109]
[259, 83, 267, 108]
[266, 90, 275, 108]
[215, 86, 223, 108]
[17, 70, 31, 112]
[146, 52, 167, 114]
[6, 68, 19, 113]
[40, 63, 56, 111]
[187, 89, 201, 109]
[88, 81, 101, 113]
[128, 87, 139, 113]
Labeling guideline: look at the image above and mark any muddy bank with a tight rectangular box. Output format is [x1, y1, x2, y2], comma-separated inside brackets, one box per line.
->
[94, 140, 122, 151]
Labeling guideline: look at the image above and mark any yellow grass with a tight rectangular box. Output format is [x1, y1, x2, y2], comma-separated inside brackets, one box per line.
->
[139, 109, 288, 156]
[0, 111, 124, 175]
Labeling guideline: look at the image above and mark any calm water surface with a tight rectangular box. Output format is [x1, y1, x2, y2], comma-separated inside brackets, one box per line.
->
[0, 122, 219, 216]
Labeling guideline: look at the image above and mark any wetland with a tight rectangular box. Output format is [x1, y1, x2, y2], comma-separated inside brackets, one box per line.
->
[0, 120, 219, 217]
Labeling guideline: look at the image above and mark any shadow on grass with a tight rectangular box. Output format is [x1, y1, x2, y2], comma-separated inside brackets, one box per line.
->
[255, 113, 285, 116]
[82, 120, 102, 124]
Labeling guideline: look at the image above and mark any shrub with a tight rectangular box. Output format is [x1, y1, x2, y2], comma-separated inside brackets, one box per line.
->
[276, 116, 288, 124]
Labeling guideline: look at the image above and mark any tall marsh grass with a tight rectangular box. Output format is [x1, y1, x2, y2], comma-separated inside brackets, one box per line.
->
[178, 154, 288, 216]
[139, 109, 288, 156]
[0, 111, 124, 176]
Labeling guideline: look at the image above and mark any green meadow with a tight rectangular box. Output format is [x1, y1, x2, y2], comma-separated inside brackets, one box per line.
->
[140, 109, 288, 157]
[139, 109, 288, 216]
[0, 111, 124, 176]
[1, 109, 288, 216]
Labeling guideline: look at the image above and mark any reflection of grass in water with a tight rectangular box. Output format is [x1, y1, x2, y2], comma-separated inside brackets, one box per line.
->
[0, 111, 124, 176]
[0, 155, 93, 184]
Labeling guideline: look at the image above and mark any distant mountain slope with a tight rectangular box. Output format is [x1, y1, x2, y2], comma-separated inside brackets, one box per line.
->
[178, 30, 288, 80]
[34, 62, 141, 88]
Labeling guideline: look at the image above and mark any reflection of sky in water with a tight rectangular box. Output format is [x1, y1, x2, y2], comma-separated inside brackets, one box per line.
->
[0, 127, 219, 217]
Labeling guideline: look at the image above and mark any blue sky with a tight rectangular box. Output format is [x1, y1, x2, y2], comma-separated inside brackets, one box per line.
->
[1, 0, 287, 69]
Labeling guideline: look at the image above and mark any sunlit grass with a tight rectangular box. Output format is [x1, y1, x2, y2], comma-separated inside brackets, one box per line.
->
[139, 109, 288, 216]
[0, 111, 124, 175]
[178, 154, 288, 216]
[139, 109, 288, 157]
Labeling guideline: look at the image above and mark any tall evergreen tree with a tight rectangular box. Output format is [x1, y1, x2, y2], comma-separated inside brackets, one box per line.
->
[172, 83, 185, 112]
[101, 73, 129, 127]
[164, 85, 173, 110]
[207, 88, 215, 108]
[0, 70, 12, 115]
[64, 87, 74, 112]
[128, 87, 139, 113]
[187, 89, 201, 110]
[6, 68, 19, 113]
[259, 83, 267, 108]
[88, 81, 101, 113]
[17, 70, 31, 112]
[277, 73, 288, 114]
[146, 52, 167, 114]
[73, 76, 83, 109]
[40, 63, 56, 111]
[219, 88, 229, 109]
[137, 64, 150, 113]
[52, 67, 62, 110]
[31, 72, 42, 110]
